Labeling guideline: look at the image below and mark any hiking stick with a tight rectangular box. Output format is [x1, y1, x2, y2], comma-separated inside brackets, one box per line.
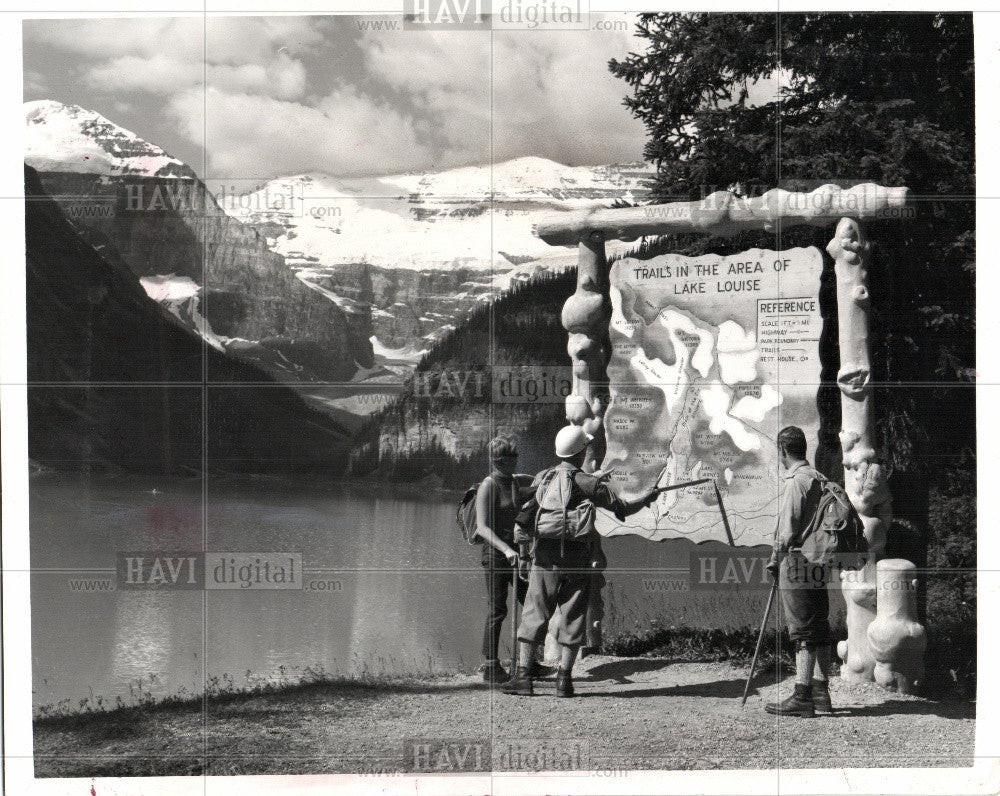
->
[651, 477, 710, 494]
[511, 561, 519, 670]
[742, 580, 778, 707]
[714, 481, 736, 546]
[596, 479, 713, 521]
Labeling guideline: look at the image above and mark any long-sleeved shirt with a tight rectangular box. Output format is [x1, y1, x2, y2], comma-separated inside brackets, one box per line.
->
[513, 460, 646, 544]
[770, 460, 823, 561]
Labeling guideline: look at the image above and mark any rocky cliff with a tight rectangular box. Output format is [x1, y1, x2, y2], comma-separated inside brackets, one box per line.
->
[313, 263, 523, 350]
[25, 164, 351, 475]
[25, 101, 373, 383]
[350, 270, 576, 483]
[227, 160, 653, 355]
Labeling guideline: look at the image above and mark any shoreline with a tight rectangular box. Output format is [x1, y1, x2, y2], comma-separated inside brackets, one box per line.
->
[34, 670, 460, 728]
[34, 623, 973, 728]
[33, 657, 976, 778]
[28, 467, 465, 502]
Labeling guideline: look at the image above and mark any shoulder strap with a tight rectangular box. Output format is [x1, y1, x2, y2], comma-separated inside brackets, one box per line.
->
[807, 468, 854, 509]
[558, 467, 580, 554]
[801, 465, 827, 485]
[792, 468, 827, 545]
[487, 472, 517, 505]
[535, 467, 559, 497]
[534, 467, 559, 535]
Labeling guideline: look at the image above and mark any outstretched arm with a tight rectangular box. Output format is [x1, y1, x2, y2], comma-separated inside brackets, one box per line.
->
[592, 481, 658, 521]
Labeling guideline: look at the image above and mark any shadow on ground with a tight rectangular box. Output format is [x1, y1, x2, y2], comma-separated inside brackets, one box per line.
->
[583, 657, 679, 683]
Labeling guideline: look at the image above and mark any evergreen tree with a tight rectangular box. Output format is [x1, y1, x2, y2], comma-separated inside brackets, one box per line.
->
[609, 12, 974, 510]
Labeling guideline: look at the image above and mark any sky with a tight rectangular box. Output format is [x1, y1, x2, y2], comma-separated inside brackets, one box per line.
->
[23, 15, 650, 182]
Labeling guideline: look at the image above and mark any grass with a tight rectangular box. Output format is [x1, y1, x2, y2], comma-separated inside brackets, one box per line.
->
[601, 580, 796, 669]
[33, 651, 463, 726]
[34, 673, 481, 778]
[605, 624, 790, 664]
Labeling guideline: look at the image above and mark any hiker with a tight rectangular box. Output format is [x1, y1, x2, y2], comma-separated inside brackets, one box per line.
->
[764, 426, 834, 717]
[475, 435, 555, 684]
[502, 425, 659, 698]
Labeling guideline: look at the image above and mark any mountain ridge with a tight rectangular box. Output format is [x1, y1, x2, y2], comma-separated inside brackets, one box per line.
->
[227, 156, 653, 354]
[25, 100, 375, 390]
[25, 163, 352, 475]
[25, 100, 191, 178]
[23, 99, 655, 421]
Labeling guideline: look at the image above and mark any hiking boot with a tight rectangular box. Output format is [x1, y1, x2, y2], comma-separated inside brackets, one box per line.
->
[555, 668, 575, 698]
[501, 666, 534, 696]
[528, 661, 557, 679]
[811, 680, 833, 714]
[481, 659, 510, 684]
[764, 683, 815, 717]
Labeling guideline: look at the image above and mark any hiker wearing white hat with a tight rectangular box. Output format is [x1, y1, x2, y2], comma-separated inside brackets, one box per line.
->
[502, 425, 660, 698]
[554, 425, 593, 458]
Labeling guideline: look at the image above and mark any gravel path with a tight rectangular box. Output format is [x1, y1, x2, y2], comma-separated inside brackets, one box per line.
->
[34, 657, 975, 777]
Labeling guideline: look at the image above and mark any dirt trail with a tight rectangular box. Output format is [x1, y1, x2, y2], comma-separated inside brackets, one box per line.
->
[34, 657, 974, 777]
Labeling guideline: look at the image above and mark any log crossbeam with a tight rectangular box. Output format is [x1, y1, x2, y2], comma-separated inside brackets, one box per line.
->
[532, 183, 912, 246]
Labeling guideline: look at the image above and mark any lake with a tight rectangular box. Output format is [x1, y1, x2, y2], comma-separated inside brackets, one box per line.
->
[30, 474, 773, 710]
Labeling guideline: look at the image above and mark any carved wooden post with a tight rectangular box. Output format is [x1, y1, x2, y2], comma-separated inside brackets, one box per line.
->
[867, 559, 927, 693]
[561, 230, 612, 470]
[827, 218, 893, 681]
[560, 230, 611, 650]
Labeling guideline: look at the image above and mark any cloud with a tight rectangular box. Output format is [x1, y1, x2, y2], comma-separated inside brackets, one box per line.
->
[168, 86, 434, 178]
[85, 54, 203, 94]
[24, 16, 328, 62]
[211, 54, 308, 101]
[358, 17, 647, 167]
[23, 69, 48, 98]
[85, 52, 308, 101]
[26, 15, 650, 179]
[25, 17, 204, 60]
[205, 17, 330, 63]
[491, 24, 647, 164]
[359, 28, 491, 162]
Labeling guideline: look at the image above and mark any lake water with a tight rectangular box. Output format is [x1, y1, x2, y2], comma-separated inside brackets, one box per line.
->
[30, 475, 773, 709]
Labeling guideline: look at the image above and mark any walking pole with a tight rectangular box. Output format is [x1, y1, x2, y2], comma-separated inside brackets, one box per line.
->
[651, 477, 711, 495]
[713, 481, 736, 547]
[741, 580, 778, 706]
[511, 556, 519, 670]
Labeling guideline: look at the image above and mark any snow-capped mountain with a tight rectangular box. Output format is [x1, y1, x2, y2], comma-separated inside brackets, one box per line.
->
[25, 100, 191, 178]
[226, 158, 654, 350]
[24, 101, 374, 389]
[228, 158, 650, 272]
[24, 99, 656, 420]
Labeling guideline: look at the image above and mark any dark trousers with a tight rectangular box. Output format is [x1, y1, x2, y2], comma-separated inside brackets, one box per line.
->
[482, 553, 528, 660]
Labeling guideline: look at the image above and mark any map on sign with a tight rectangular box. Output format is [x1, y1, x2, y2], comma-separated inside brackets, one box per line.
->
[597, 247, 824, 546]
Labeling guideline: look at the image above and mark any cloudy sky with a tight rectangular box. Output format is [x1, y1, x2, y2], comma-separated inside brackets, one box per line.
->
[23, 15, 649, 182]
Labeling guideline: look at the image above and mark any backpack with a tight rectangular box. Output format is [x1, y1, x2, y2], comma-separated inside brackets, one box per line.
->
[533, 467, 596, 543]
[457, 474, 517, 545]
[797, 471, 868, 570]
